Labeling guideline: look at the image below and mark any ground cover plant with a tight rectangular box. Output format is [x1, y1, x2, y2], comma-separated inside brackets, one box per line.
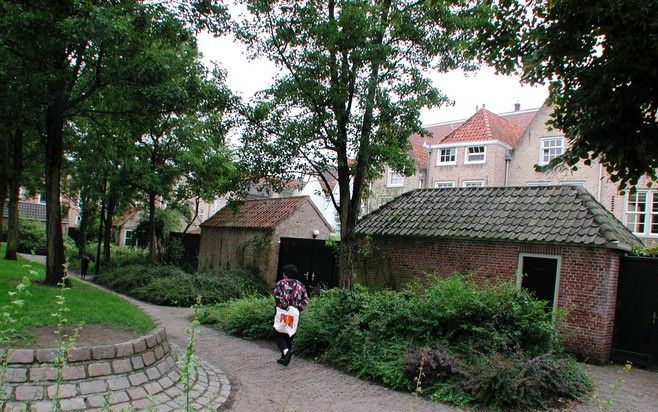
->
[198, 275, 592, 410]
[0, 244, 154, 347]
[95, 264, 269, 307]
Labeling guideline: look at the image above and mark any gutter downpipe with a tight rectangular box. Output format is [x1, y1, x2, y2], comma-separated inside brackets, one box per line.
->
[597, 163, 603, 202]
[504, 149, 512, 187]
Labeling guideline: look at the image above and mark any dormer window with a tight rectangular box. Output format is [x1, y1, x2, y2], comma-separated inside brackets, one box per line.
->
[539, 137, 564, 165]
[464, 146, 486, 164]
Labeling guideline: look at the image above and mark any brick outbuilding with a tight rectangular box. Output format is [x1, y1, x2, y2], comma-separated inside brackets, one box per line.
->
[355, 186, 642, 362]
[198, 196, 333, 285]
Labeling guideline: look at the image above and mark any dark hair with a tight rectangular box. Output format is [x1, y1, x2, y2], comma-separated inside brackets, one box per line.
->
[281, 264, 298, 279]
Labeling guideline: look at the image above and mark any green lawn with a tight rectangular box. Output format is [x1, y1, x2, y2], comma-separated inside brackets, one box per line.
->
[0, 244, 155, 346]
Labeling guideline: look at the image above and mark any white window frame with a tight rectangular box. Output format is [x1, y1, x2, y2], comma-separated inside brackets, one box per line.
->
[434, 181, 455, 189]
[625, 190, 658, 237]
[124, 229, 134, 246]
[437, 147, 457, 166]
[38, 191, 47, 204]
[538, 137, 565, 166]
[462, 180, 484, 188]
[516, 253, 561, 316]
[387, 169, 404, 187]
[559, 180, 586, 187]
[526, 181, 551, 187]
[464, 145, 486, 164]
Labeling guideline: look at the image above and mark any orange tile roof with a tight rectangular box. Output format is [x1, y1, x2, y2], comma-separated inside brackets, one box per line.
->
[441, 109, 524, 147]
[410, 141, 429, 170]
[200, 196, 309, 229]
[410, 107, 538, 147]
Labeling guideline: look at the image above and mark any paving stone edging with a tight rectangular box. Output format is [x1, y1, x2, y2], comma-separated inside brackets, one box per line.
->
[1, 327, 231, 411]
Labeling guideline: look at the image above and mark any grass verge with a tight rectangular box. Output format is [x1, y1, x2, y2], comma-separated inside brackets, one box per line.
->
[0, 243, 155, 347]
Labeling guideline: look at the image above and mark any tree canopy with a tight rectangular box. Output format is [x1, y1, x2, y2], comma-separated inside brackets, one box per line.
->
[0, 0, 231, 284]
[481, 0, 658, 187]
[236, 0, 495, 287]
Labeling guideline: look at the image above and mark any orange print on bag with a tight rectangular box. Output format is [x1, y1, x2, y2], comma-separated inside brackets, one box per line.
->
[279, 313, 295, 327]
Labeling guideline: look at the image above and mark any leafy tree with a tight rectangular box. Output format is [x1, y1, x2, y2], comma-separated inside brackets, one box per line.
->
[0, 0, 227, 285]
[481, 0, 658, 187]
[236, 0, 492, 288]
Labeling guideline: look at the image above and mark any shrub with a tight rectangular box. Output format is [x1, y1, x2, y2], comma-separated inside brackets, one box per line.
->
[198, 275, 591, 410]
[209, 296, 274, 339]
[95, 264, 185, 294]
[3, 218, 49, 255]
[456, 351, 591, 410]
[132, 274, 225, 307]
[105, 245, 149, 268]
[96, 264, 270, 307]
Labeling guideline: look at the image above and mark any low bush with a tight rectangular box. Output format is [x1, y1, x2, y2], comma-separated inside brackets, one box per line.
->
[199, 275, 591, 410]
[104, 245, 149, 268]
[0, 218, 49, 255]
[96, 264, 269, 307]
[95, 264, 185, 294]
[199, 296, 274, 339]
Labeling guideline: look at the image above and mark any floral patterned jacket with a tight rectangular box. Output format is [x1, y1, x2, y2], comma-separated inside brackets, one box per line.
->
[273, 278, 309, 311]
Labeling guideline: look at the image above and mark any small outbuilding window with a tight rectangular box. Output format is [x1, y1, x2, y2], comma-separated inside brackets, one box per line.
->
[464, 146, 486, 164]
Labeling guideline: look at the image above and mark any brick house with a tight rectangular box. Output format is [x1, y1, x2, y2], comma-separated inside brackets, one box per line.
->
[198, 196, 333, 285]
[509, 103, 658, 244]
[426, 108, 529, 188]
[355, 186, 642, 362]
[366, 105, 538, 210]
[364, 141, 429, 213]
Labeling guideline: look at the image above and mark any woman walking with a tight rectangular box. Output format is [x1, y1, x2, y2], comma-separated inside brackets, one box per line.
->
[273, 264, 309, 366]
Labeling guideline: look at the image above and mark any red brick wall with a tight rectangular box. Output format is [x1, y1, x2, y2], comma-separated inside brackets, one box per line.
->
[360, 236, 622, 362]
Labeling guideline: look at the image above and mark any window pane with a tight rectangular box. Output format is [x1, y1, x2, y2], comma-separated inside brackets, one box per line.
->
[541, 137, 564, 163]
[439, 148, 455, 163]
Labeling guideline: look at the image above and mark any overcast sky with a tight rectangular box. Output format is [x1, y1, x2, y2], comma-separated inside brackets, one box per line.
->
[197, 32, 548, 125]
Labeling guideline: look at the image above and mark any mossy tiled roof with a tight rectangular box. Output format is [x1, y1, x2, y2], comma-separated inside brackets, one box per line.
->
[356, 186, 641, 251]
[201, 196, 309, 229]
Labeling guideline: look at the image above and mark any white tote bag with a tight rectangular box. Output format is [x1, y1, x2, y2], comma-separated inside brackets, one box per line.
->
[273, 306, 300, 337]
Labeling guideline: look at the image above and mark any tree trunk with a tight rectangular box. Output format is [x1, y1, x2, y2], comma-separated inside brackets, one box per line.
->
[182, 197, 200, 234]
[338, 232, 356, 289]
[43, 105, 66, 285]
[5, 129, 23, 260]
[103, 189, 116, 262]
[148, 191, 157, 264]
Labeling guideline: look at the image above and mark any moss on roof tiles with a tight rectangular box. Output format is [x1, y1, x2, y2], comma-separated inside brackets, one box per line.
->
[356, 186, 642, 251]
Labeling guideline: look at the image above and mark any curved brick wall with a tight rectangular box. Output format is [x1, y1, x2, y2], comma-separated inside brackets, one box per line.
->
[1, 327, 178, 408]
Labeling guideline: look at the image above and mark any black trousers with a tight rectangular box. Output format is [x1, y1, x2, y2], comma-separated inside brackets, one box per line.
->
[274, 331, 293, 355]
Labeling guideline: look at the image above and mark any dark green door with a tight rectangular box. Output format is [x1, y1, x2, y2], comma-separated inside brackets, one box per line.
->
[612, 256, 658, 369]
[520, 256, 559, 311]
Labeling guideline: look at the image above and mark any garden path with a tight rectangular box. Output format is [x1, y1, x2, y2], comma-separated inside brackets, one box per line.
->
[19, 254, 658, 411]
